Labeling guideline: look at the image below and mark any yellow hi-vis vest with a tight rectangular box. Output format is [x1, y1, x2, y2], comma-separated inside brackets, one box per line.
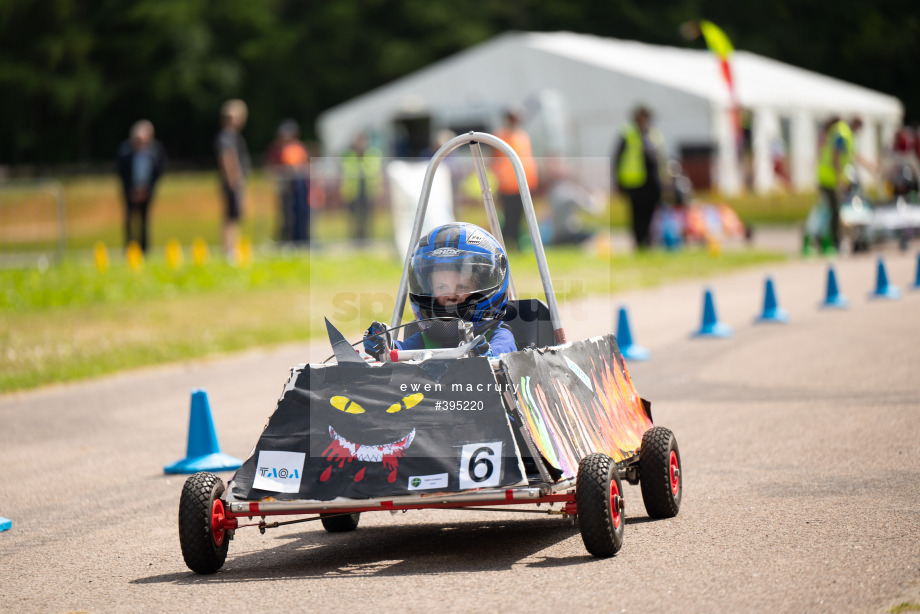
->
[817, 120, 854, 189]
[340, 147, 383, 202]
[617, 124, 663, 189]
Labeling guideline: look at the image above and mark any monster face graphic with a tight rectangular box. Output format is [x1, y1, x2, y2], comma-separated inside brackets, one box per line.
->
[320, 393, 424, 484]
[230, 358, 526, 502]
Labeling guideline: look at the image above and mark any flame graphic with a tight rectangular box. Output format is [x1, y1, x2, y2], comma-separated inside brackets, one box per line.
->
[514, 346, 652, 478]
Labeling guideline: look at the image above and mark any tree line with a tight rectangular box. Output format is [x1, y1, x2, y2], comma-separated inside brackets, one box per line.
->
[1, 0, 917, 169]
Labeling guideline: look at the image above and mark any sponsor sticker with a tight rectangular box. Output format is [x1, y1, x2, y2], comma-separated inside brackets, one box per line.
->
[407, 473, 449, 490]
[431, 247, 462, 257]
[564, 356, 593, 392]
[253, 450, 305, 493]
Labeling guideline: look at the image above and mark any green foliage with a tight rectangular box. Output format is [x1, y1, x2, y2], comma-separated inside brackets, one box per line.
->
[0, 1, 917, 165]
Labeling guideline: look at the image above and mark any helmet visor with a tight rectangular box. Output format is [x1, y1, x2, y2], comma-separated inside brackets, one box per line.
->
[408, 249, 505, 299]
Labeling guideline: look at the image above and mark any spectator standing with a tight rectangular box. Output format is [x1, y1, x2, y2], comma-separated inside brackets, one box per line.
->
[339, 132, 383, 245]
[115, 119, 166, 254]
[885, 123, 920, 198]
[816, 116, 861, 251]
[492, 107, 538, 251]
[612, 105, 666, 250]
[892, 124, 915, 156]
[215, 99, 252, 259]
[266, 119, 311, 245]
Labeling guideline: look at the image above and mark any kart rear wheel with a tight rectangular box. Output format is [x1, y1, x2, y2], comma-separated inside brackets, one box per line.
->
[576, 453, 625, 558]
[639, 426, 682, 518]
[320, 512, 361, 533]
[179, 472, 230, 574]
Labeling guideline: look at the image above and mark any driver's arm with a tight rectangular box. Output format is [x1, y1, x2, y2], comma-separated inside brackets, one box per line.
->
[487, 325, 518, 355]
[393, 332, 424, 351]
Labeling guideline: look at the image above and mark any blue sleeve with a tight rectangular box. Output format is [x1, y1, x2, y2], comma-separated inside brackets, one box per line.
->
[489, 326, 518, 355]
[393, 332, 425, 351]
[396, 326, 517, 354]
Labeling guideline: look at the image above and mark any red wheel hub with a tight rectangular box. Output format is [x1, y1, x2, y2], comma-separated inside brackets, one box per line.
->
[669, 450, 680, 495]
[609, 479, 622, 529]
[211, 498, 227, 547]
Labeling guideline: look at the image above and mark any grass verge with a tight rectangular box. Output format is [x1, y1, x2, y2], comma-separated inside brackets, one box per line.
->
[1, 245, 784, 394]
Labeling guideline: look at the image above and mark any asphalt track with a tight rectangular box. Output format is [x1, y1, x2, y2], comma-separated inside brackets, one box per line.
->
[1, 238, 919, 613]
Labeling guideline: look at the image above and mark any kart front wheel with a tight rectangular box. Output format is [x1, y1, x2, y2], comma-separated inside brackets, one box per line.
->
[576, 453, 625, 558]
[639, 426, 682, 518]
[320, 512, 361, 533]
[179, 472, 230, 574]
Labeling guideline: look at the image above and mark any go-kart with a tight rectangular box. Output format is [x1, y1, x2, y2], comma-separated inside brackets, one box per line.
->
[177, 132, 683, 574]
[803, 191, 920, 253]
[803, 168, 920, 254]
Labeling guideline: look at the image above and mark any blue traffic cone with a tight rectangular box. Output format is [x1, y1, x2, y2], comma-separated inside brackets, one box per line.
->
[869, 256, 901, 300]
[0, 517, 10, 532]
[821, 265, 848, 309]
[692, 288, 733, 338]
[754, 277, 789, 323]
[164, 389, 242, 474]
[616, 306, 650, 361]
[913, 252, 920, 289]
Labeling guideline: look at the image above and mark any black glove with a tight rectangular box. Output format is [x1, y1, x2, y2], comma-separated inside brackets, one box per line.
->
[363, 321, 390, 359]
[469, 335, 492, 357]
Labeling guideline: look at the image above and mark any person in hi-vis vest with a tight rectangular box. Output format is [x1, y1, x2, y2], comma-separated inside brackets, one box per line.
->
[340, 132, 384, 244]
[816, 116, 862, 251]
[613, 106, 666, 249]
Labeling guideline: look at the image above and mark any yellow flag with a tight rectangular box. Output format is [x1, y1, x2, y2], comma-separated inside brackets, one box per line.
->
[699, 20, 734, 60]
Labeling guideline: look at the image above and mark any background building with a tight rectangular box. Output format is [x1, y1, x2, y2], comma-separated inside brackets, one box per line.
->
[318, 31, 903, 195]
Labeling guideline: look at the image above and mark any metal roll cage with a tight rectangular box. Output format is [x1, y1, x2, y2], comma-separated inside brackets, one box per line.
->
[390, 132, 567, 345]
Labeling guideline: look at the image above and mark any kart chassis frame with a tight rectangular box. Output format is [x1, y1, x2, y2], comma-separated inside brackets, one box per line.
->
[207, 132, 650, 548]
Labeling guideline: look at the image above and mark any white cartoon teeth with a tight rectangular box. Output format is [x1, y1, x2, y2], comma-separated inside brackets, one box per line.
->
[328, 426, 416, 462]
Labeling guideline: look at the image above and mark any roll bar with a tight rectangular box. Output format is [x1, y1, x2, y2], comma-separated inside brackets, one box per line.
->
[389, 131, 566, 345]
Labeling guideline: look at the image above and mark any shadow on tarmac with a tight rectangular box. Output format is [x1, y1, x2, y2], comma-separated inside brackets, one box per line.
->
[135, 514, 658, 583]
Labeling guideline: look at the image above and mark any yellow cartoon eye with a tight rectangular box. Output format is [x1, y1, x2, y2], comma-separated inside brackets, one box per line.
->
[386, 393, 424, 413]
[330, 396, 365, 414]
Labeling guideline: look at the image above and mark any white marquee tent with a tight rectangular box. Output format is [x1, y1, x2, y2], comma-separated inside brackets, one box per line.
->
[317, 31, 903, 195]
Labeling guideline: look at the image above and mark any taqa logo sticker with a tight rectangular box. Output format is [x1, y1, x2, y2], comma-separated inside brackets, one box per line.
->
[466, 233, 483, 244]
[432, 247, 462, 257]
[253, 451, 305, 493]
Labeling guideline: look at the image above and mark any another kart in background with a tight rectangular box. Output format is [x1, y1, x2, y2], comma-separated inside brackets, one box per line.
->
[803, 166, 920, 254]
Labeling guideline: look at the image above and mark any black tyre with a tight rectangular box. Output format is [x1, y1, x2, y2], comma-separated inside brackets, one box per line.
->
[639, 426, 682, 518]
[179, 472, 230, 574]
[320, 512, 361, 533]
[576, 453, 625, 558]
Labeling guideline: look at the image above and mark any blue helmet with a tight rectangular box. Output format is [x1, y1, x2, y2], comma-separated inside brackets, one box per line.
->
[408, 223, 509, 342]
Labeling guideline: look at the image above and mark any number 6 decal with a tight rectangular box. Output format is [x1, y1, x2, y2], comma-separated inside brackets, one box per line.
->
[459, 442, 503, 490]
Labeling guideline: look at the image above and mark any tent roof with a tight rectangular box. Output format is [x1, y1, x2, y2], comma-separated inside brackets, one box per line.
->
[318, 31, 903, 149]
[526, 31, 902, 115]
